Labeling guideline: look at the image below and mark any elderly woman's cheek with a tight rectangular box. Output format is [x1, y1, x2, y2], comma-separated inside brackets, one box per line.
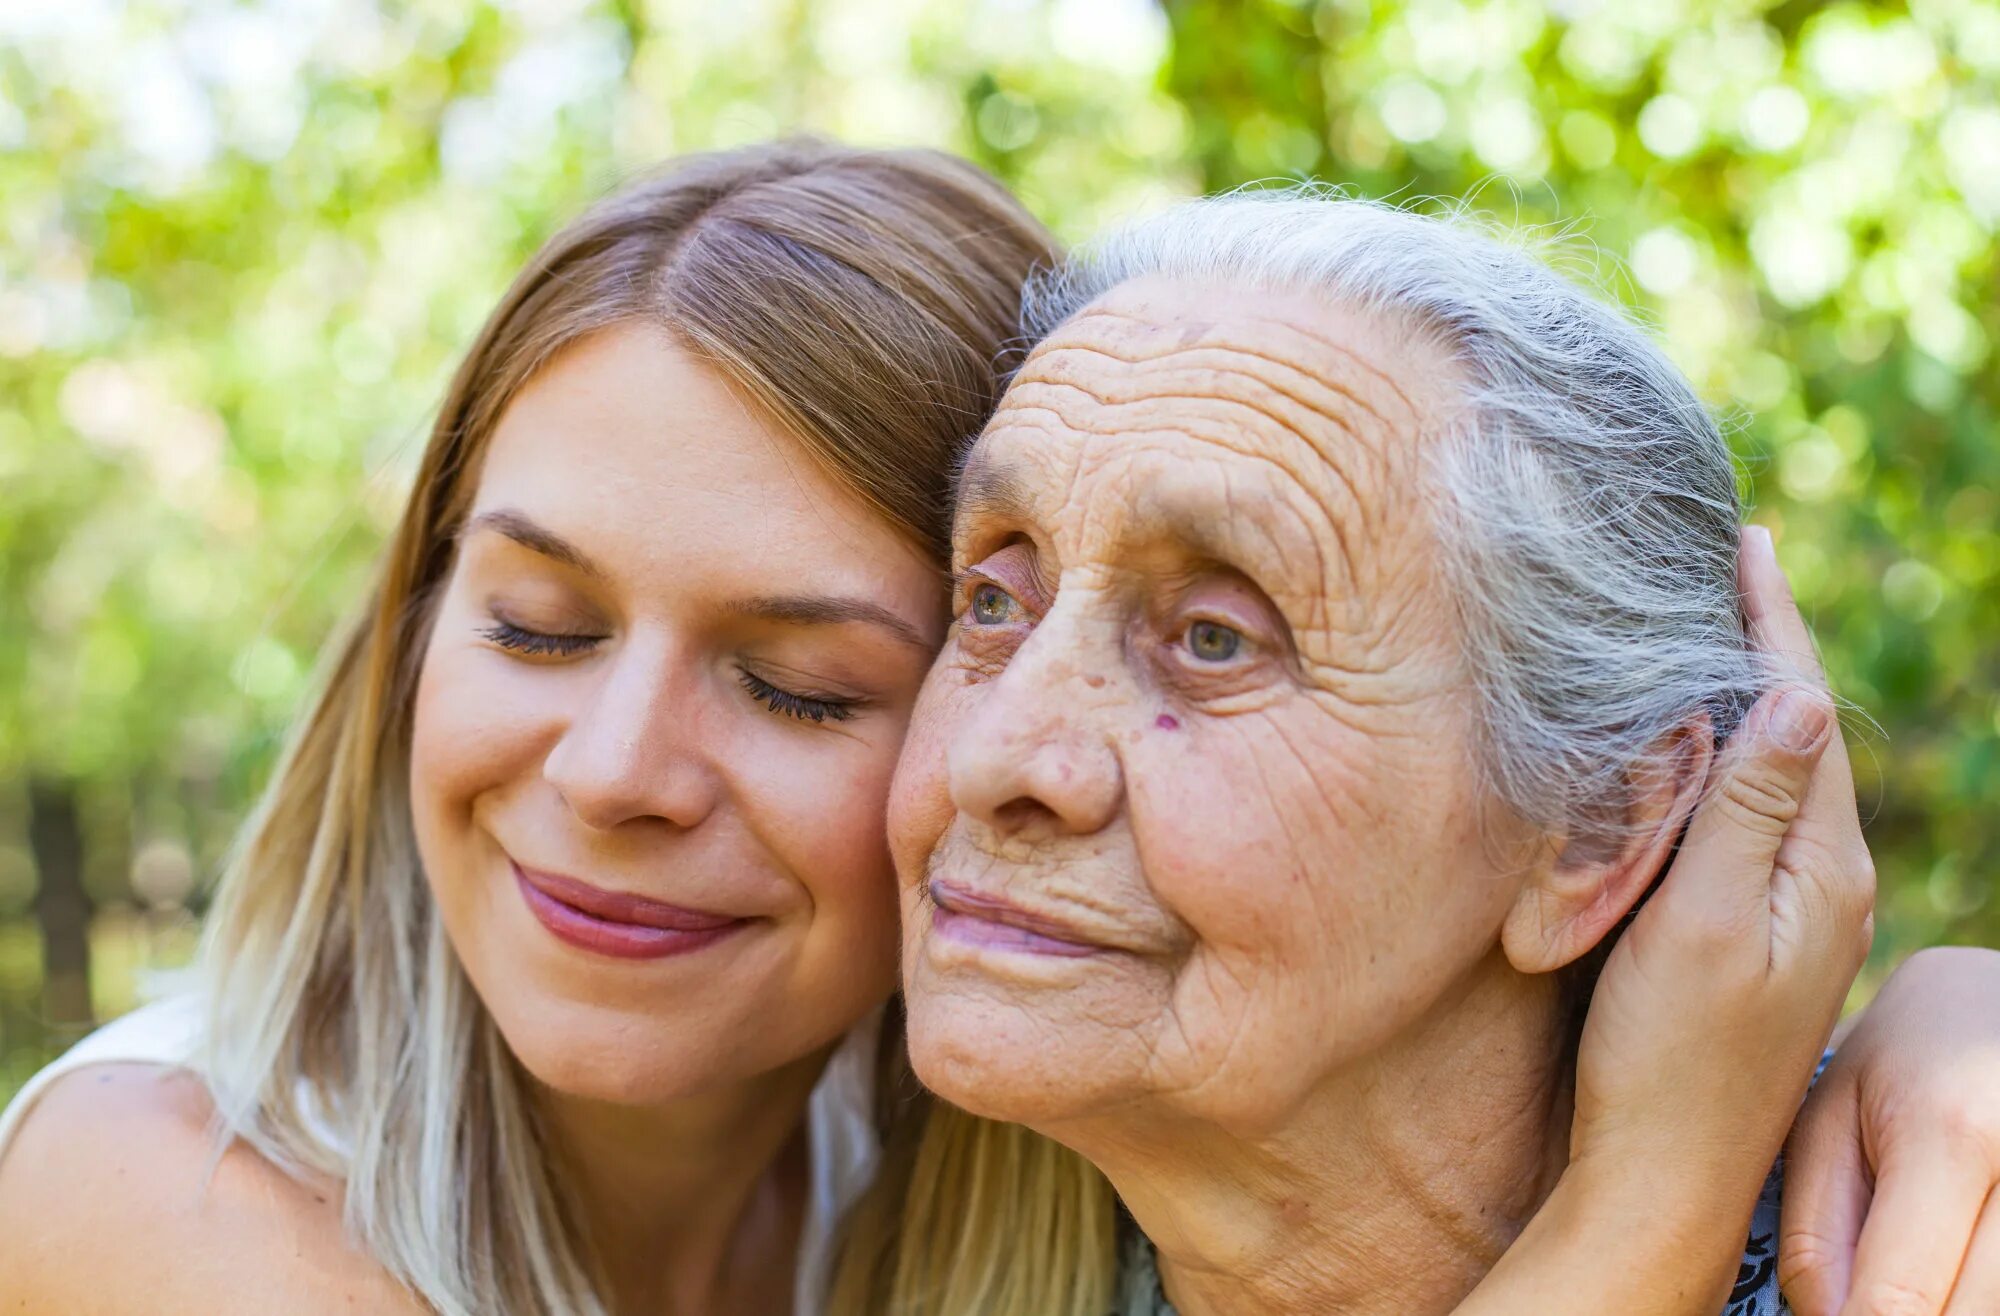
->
[1130, 719, 1415, 969]
[1125, 714, 1353, 929]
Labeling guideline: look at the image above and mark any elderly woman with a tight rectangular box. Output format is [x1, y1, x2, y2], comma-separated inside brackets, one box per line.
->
[891, 193, 1889, 1314]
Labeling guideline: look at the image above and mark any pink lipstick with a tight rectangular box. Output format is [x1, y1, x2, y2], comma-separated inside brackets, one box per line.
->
[514, 862, 745, 960]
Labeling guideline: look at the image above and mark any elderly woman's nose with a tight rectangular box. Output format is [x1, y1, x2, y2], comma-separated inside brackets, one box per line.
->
[947, 628, 1124, 838]
[542, 644, 720, 832]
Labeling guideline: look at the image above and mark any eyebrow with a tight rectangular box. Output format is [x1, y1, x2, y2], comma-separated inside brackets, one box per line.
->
[466, 508, 932, 647]
[953, 451, 1036, 524]
[727, 595, 931, 648]
[463, 509, 605, 579]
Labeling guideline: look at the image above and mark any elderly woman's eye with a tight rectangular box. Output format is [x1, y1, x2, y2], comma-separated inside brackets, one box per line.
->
[1187, 621, 1242, 662]
[969, 582, 1020, 625]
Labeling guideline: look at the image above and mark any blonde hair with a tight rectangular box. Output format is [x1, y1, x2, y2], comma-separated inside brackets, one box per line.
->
[194, 139, 1112, 1316]
[827, 1062, 1121, 1316]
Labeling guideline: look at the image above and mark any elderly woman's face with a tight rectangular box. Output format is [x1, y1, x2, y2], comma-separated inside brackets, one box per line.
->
[892, 280, 1546, 1134]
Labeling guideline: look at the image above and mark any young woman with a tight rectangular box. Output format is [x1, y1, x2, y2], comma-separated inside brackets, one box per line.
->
[0, 140, 1990, 1316]
[0, 140, 1040, 1316]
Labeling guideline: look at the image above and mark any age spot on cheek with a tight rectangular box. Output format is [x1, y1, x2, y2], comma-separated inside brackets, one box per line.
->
[1083, 673, 1106, 689]
[1155, 714, 1180, 731]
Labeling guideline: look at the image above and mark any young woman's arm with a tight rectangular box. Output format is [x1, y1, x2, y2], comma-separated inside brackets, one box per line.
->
[1459, 526, 1880, 1315]
[1781, 945, 2000, 1316]
[1465, 946, 2000, 1316]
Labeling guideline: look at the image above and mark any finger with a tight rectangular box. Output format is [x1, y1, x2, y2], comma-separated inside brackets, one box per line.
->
[1741, 526, 1853, 802]
[1836, 1134, 1988, 1316]
[1660, 683, 1833, 930]
[1741, 524, 1826, 684]
[1942, 1187, 2000, 1316]
[1740, 526, 1873, 953]
[1780, 1071, 1870, 1316]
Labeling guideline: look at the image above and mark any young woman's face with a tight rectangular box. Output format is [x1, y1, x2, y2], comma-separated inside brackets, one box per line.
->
[411, 324, 944, 1104]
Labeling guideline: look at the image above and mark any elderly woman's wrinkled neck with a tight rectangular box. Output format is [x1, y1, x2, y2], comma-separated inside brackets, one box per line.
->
[1105, 952, 1580, 1315]
[894, 278, 1682, 1315]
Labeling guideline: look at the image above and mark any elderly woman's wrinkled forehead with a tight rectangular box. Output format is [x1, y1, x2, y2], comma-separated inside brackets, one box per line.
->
[973, 277, 1461, 593]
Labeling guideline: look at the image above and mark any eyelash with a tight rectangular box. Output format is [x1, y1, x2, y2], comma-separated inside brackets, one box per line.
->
[480, 620, 602, 658]
[738, 669, 857, 723]
[482, 621, 857, 721]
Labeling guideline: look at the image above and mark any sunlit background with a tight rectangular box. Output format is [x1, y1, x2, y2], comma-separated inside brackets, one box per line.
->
[3, 0, 1996, 1102]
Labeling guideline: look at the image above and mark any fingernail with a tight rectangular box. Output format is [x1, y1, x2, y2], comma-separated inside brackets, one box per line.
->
[1771, 688, 1829, 752]
[1746, 523, 1775, 561]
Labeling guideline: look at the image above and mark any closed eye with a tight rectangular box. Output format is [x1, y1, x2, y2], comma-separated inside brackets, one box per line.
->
[738, 668, 858, 723]
[480, 620, 604, 659]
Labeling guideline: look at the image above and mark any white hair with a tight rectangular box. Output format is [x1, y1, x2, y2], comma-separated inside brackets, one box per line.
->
[1021, 189, 1763, 847]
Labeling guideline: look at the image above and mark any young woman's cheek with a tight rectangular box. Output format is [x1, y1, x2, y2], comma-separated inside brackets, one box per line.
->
[886, 664, 965, 894]
[406, 613, 572, 885]
[717, 703, 910, 987]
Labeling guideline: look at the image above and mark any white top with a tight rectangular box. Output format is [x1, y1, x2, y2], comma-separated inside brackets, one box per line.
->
[0, 996, 885, 1316]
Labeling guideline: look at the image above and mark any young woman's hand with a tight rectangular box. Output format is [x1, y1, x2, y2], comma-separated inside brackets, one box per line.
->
[1780, 945, 2000, 1316]
[1459, 525, 1876, 1315]
[1565, 526, 1875, 1213]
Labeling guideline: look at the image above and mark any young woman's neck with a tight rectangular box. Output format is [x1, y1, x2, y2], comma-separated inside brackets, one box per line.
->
[535, 1042, 837, 1316]
[1078, 950, 1574, 1316]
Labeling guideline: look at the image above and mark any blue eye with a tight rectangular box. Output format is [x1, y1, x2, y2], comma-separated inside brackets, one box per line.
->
[1187, 621, 1241, 662]
[969, 582, 1019, 625]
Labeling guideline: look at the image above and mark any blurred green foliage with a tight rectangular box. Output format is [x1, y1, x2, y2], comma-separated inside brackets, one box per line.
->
[2, 0, 1994, 1100]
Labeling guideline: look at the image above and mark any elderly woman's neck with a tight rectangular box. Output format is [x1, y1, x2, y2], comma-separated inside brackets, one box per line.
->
[1085, 952, 1575, 1316]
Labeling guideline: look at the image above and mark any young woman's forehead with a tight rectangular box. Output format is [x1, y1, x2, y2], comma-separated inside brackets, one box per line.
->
[474, 326, 942, 614]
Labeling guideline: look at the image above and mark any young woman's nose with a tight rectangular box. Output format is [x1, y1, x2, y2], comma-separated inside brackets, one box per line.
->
[541, 641, 720, 832]
[946, 613, 1124, 839]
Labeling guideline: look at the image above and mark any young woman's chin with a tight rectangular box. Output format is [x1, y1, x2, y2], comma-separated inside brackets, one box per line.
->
[426, 836, 901, 1107]
[482, 977, 881, 1108]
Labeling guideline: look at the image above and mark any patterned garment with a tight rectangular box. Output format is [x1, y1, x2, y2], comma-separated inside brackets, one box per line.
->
[1115, 1155, 1795, 1316]
[1727, 1155, 1792, 1316]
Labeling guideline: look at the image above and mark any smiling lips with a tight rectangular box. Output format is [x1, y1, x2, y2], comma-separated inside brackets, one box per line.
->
[928, 879, 1106, 958]
[513, 863, 747, 960]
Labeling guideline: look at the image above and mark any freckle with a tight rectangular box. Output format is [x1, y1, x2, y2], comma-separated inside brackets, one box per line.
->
[1155, 714, 1180, 731]
[1083, 673, 1105, 689]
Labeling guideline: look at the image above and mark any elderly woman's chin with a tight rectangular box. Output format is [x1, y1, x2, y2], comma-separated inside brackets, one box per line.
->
[901, 903, 1158, 1127]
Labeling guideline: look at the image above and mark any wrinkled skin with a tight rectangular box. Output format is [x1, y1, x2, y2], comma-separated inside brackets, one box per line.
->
[898, 280, 1597, 1136]
[893, 280, 1719, 1310]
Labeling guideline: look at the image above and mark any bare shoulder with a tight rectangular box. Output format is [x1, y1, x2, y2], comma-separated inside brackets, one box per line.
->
[0, 1063, 427, 1316]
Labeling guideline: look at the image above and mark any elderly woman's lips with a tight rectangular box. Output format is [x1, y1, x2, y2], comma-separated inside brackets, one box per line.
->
[927, 879, 1106, 958]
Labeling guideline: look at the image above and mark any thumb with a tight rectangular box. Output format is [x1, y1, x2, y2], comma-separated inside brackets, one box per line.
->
[1658, 684, 1833, 931]
[1778, 1071, 1869, 1315]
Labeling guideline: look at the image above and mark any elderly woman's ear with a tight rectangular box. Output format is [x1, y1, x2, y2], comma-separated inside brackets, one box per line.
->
[1500, 715, 1716, 975]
